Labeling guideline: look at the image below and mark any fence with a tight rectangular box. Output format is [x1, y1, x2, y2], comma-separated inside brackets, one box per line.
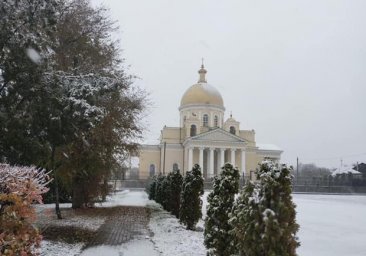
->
[292, 175, 366, 194]
[109, 174, 366, 194]
[110, 175, 250, 191]
[109, 179, 148, 191]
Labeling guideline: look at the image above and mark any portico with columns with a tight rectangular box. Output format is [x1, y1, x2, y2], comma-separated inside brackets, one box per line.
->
[183, 128, 247, 178]
[139, 64, 283, 180]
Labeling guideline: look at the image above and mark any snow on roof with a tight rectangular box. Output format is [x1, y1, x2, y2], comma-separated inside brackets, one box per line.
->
[332, 166, 361, 176]
[257, 143, 282, 151]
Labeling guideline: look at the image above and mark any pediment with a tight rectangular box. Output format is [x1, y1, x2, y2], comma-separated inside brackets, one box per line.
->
[190, 128, 245, 143]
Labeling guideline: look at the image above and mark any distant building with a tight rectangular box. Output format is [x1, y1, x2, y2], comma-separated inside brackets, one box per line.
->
[332, 166, 362, 178]
[138, 64, 283, 179]
[354, 163, 366, 178]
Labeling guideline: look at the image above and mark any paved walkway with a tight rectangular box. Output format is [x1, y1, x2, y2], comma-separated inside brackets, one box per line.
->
[85, 206, 151, 248]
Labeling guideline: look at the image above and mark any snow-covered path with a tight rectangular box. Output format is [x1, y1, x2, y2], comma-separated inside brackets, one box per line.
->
[39, 190, 159, 256]
[102, 190, 150, 207]
[39, 190, 366, 256]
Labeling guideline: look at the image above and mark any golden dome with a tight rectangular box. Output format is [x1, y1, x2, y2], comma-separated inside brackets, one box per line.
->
[180, 65, 224, 108]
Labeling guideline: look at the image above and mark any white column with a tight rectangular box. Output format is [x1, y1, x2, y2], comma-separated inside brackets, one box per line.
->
[220, 148, 225, 170]
[206, 149, 209, 174]
[216, 150, 219, 174]
[231, 148, 236, 166]
[199, 147, 204, 170]
[188, 147, 193, 171]
[209, 148, 215, 178]
[241, 149, 246, 175]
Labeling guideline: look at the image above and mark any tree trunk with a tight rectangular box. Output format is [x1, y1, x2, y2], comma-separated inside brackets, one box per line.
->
[51, 145, 62, 219]
[54, 176, 62, 219]
[102, 177, 108, 201]
[72, 178, 84, 209]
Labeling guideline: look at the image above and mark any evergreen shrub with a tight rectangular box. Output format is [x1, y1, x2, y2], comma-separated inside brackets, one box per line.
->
[179, 164, 204, 230]
[168, 169, 183, 218]
[204, 163, 240, 255]
[230, 161, 300, 256]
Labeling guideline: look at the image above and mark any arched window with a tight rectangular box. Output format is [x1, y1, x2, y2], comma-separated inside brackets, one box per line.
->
[173, 163, 179, 171]
[203, 114, 209, 127]
[149, 164, 155, 177]
[190, 124, 197, 136]
[229, 126, 236, 135]
[214, 115, 218, 127]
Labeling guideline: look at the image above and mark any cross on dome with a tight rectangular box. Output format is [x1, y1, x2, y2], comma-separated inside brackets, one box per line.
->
[198, 59, 207, 83]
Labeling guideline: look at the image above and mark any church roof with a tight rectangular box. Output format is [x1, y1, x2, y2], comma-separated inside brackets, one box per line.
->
[183, 128, 246, 146]
[257, 143, 282, 151]
[180, 65, 224, 109]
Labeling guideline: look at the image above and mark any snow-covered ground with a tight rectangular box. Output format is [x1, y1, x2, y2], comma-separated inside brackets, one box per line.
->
[101, 189, 150, 207]
[80, 239, 157, 256]
[295, 194, 366, 256]
[38, 191, 366, 256]
[40, 240, 84, 256]
[148, 202, 206, 255]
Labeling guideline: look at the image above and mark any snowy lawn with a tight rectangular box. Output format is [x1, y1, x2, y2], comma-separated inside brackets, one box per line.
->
[295, 194, 366, 256]
[37, 190, 366, 256]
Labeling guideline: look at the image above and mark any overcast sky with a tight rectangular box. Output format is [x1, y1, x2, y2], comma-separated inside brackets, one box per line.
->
[91, 0, 366, 169]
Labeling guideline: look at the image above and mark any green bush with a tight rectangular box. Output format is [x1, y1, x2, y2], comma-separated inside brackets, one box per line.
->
[155, 174, 165, 205]
[168, 169, 183, 218]
[161, 174, 172, 211]
[204, 163, 240, 255]
[230, 161, 300, 256]
[179, 164, 204, 230]
[147, 175, 157, 200]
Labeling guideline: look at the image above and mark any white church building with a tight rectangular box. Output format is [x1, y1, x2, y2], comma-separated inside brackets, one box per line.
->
[138, 64, 282, 179]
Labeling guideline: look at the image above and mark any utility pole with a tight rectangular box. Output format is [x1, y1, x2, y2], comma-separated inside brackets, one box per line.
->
[296, 157, 299, 183]
[340, 158, 343, 170]
[163, 142, 166, 175]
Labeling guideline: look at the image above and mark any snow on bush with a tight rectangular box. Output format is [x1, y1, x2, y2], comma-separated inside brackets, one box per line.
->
[0, 164, 51, 255]
[204, 163, 240, 255]
[230, 161, 300, 256]
[167, 169, 183, 218]
[147, 175, 157, 201]
[155, 174, 166, 206]
[179, 164, 204, 230]
[147, 170, 183, 219]
[161, 174, 172, 212]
